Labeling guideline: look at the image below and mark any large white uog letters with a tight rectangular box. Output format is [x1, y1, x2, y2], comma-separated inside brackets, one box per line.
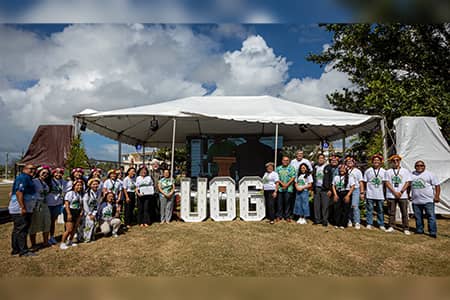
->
[180, 177, 207, 222]
[239, 176, 265, 221]
[209, 177, 236, 221]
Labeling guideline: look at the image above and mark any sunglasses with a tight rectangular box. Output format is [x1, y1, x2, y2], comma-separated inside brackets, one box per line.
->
[415, 164, 425, 167]
[392, 159, 400, 162]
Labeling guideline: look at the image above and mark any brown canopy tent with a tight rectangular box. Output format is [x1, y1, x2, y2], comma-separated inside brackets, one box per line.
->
[17, 125, 73, 169]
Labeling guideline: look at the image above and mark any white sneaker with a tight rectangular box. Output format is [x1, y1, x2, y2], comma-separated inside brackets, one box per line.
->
[366, 225, 372, 230]
[385, 227, 394, 233]
[67, 241, 78, 247]
[112, 233, 119, 238]
[380, 226, 386, 231]
[60, 243, 69, 250]
[404, 230, 411, 235]
[296, 218, 303, 224]
[347, 221, 353, 227]
[339, 226, 345, 229]
[355, 223, 361, 230]
[302, 218, 307, 225]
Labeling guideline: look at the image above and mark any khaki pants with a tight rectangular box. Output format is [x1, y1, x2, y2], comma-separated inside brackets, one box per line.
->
[100, 218, 121, 235]
[387, 198, 409, 230]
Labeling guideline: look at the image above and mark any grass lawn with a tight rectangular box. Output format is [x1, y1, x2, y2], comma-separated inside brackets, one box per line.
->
[0, 184, 12, 208]
[1, 217, 449, 277]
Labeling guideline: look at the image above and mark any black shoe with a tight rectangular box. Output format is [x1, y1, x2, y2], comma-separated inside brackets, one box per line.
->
[430, 234, 437, 238]
[20, 251, 37, 257]
[415, 231, 424, 235]
[11, 250, 20, 256]
[312, 222, 320, 225]
[322, 222, 328, 227]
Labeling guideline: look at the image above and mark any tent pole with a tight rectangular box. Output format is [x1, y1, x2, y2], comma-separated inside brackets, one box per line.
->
[381, 118, 388, 167]
[170, 118, 177, 179]
[118, 141, 122, 169]
[274, 123, 279, 167]
[142, 145, 145, 168]
[342, 136, 346, 155]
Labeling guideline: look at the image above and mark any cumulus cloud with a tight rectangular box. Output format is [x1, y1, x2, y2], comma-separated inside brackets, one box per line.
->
[213, 35, 290, 95]
[0, 24, 351, 160]
[281, 64, 352, 108]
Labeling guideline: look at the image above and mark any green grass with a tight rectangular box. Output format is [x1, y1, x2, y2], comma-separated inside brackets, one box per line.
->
[1, 217, 449, 277]
[0, 184, 12, 208]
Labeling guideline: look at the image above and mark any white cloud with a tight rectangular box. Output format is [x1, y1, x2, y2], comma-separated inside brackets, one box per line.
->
[0, 24, 351, 159]
[213, 35, 290, 95]
[281, 64, 352, 108]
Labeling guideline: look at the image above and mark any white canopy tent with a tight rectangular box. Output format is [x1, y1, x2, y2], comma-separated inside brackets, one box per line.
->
[395, 117, 450, 214]
[74, 95, 382, 175]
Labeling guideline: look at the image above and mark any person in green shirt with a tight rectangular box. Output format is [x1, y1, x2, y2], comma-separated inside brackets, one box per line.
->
[158, 169, 175, 224]
[275, 156, 296, 222]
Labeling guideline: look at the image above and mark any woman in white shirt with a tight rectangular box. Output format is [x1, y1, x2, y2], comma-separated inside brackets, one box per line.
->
[60, 179, 84, 250]
[294, 163, 313, 225]
[345, 157, 364, 229]
[135, 167, 154, 227]
[122, 167, 137, 228]
[331, 165, 355, 229]
[80, 178, 102, 242]
[262, 162, 279, 224]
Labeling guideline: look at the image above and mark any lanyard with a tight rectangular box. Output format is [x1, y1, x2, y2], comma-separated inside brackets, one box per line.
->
[393, 167, 401, 177]
[373, 167, 381, 178]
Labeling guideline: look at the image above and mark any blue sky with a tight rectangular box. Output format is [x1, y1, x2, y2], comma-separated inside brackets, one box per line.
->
[0, 21, 351, 164]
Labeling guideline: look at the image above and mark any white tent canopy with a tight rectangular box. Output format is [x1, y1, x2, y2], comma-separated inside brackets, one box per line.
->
[74, 95, 381, 147]
[395, 117, 450, 214]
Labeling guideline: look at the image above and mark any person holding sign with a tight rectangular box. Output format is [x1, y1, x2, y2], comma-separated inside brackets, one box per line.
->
[294, 163, 313, 224]
[384, 155, 412, 235]
[331, 165, 355, 229]
[410, 160, 440, 238]
[136, 167, 154, 227]
[362, 154, 386, 231]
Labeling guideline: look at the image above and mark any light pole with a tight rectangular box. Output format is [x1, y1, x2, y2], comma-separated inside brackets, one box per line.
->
[5, 152, 8, 180]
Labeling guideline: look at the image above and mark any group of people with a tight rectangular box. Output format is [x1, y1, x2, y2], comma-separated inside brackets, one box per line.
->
[262, 150, 441, 237]
[8, 159, 175, 257]
[8, 150, 441, 257]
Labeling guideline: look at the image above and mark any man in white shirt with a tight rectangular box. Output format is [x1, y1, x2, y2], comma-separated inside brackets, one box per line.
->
[384, 154, 412, 235]
[410, 160, 440, 238]
[362, 154, 386, 230]
[290, 150, 313, 172]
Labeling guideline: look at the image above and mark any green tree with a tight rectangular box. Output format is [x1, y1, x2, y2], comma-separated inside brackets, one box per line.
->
[308, 24, 450, 141]
[66, 135, 90, 170]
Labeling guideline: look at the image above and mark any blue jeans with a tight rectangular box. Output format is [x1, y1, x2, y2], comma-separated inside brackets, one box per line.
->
[349, 188, 360, 224]
[294, 190, 310, 217]
[366, 199, 384, 226]
[276, 191, 292, 220]
[413, 203, 437, 235]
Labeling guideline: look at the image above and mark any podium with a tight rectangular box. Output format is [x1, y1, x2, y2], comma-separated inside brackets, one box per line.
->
[213, 156, 236, 177]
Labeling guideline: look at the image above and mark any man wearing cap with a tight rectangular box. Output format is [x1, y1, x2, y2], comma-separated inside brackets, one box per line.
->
[362, 154, 386, 231]
[384, 154, 412, 235]
[409, 160, 440, 238]
[8, 164, 37, 256]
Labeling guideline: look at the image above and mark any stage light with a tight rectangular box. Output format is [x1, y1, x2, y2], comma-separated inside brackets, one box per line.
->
[80, 121, 87, 132]
[299, 124, 308, 133]
[150, 116, 159, 132]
